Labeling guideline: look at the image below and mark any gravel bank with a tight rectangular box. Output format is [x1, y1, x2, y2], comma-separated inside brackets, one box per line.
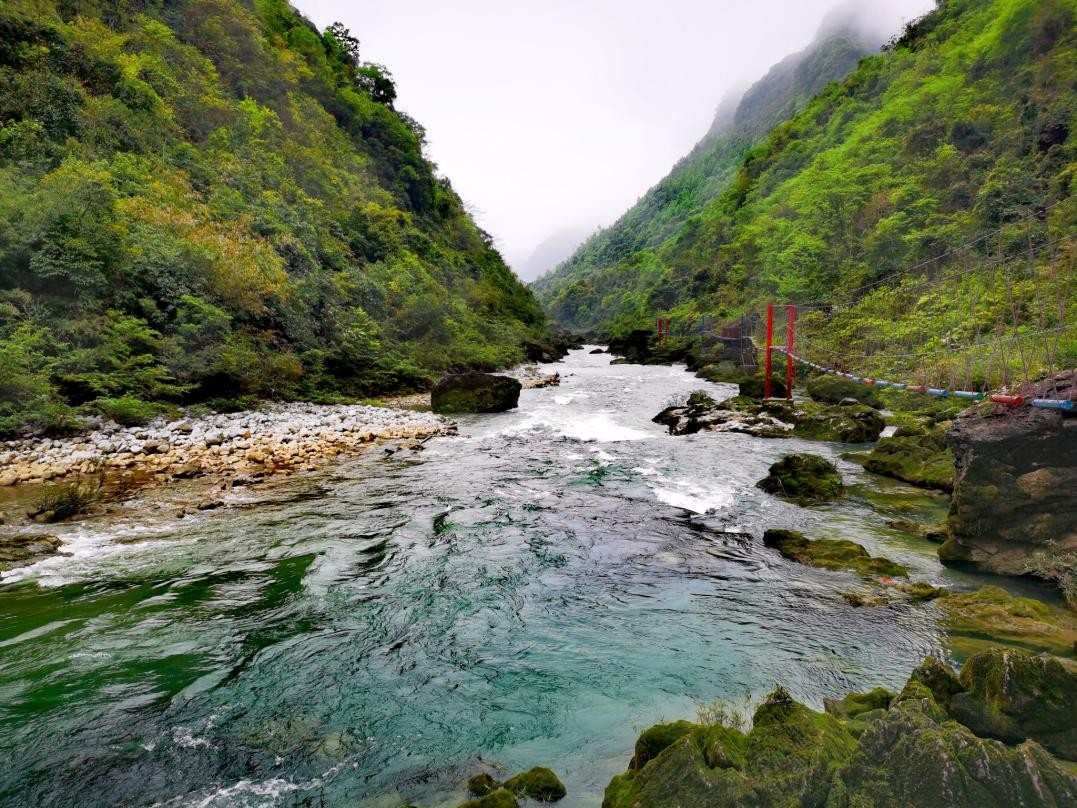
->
[0, 403, 455, 488]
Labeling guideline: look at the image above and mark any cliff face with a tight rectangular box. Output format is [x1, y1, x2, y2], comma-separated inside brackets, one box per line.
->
[942, 372, 1077, 575]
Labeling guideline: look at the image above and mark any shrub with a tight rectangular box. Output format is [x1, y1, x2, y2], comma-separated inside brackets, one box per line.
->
[31, 472, 104, 522]
[94, 395, 160, 426]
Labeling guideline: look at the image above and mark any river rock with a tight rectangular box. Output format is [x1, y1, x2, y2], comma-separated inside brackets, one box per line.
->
[762, 529, 908, 578]
[942, 371, 1077, 576]
[431, 372, 522, 414]
[852, 427, 954, 492]
[0, 532, 65, 573]
[756, 453, 844, 504]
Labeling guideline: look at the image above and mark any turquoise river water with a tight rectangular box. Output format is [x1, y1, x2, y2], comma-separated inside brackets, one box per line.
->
[0, 348, 1008, 807]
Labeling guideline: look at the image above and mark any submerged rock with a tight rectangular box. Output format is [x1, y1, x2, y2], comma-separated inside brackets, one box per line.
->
[603, 649, 1077, 808]
[937, 585, 1077, 659]
[943, 372, 1077, 577]
[431, 372, 522, 414]
[0, 532, 66, 573]
[756, 453, 844, 504]
[763, 529, 908, 578]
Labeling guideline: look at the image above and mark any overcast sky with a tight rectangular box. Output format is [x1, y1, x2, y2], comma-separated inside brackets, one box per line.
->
[295, 1, 934, 277]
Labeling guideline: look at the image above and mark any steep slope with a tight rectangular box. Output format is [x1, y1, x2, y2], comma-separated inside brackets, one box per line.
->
[536, 0, 1076, 376]
[0, 0, 548, 435]
[532, 23, 877, 331]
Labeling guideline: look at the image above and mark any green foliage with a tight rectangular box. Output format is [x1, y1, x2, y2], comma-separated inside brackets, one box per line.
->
[536, 0, 1077, 390]
[94, 394, 160, 426]
[0, 0, 546, 434]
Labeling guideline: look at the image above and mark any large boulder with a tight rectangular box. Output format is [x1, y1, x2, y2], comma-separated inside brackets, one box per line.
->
[738, 374, 787, 400]
[942, 372, 1077, 575]
[756, 454, 844, 504]
[806, 375, 882, 408]
[949, 648, 1077, 760]
[794, 403, 885, 443]
[431, 372, 522, 414]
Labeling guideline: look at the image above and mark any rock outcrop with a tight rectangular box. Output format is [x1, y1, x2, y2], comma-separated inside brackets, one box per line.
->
[856, 429, 955, 492]
[942, 372, 1077, 575]
[603, 649, 1077, 808]
[653, 398, 884, 442]
[430, 372, 522, 414]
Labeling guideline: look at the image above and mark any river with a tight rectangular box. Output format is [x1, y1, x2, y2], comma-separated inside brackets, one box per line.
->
[0, 348, 970, 807]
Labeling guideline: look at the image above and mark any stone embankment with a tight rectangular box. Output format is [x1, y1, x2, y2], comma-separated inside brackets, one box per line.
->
[0, 403, 455, 488]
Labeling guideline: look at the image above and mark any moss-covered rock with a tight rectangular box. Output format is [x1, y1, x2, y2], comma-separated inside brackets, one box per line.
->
[806, 376, 882, 408]
[602, 650, 1077, 808]
[824, 687, 895, 719]
[431, 372, 522, 414]
[949, 648, 1077, 760]
[793, 403, 886, 442]
[830, 689, 1077, 807]
[763, 529, 909, 578]
[859, 430, 954, 492]
[503, 767, 566, 802]
[756, 454, 844, 504]
[467, 772, 499, 797]
[630, 720, 696, 770]
[738, 374, 786, 400]
[938, 585, 1077, 658]
[458, 788, 518, 808]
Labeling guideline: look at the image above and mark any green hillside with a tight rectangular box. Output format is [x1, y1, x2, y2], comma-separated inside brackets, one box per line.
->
[532, 26, 875, 331]
[535, 0, 1077, 381]
[0, 0, 548, 435]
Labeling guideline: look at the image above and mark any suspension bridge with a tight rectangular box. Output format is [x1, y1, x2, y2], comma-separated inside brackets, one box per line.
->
[652, 196, 1076, 411]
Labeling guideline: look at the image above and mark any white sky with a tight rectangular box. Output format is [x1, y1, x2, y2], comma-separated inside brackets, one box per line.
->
[295, 1, 934, 274]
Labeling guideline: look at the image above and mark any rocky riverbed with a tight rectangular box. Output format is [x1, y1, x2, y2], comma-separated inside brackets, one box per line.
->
[0, 402, 455, 490]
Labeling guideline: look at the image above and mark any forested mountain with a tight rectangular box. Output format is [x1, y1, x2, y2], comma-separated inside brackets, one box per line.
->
[532, 19, 878, 330]
[0, 0, 548, 435]
[534, 0, 1077, 364]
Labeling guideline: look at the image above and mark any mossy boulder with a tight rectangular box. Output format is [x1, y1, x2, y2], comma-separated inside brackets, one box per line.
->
[630, 720, 696, 769]
[431, 372, 522, 414]
[503, 767, 566, 802]
[949, 649, 1077, 760]
[860, 430, 954, 492]
[756, 454, 844, 504]
[763, 529, 909, 578]
[602, 650, 1077, 808]
[806, 376, 882, 408]
[938, 585, 1077, 658]
[829, 688, 1077, 807]
[467, 772, 499, 796]
[824, 687, 895, 719]
[458, 788, 518, 808]
[793, 403, 886, 442]
[738, 374, 787, 400]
